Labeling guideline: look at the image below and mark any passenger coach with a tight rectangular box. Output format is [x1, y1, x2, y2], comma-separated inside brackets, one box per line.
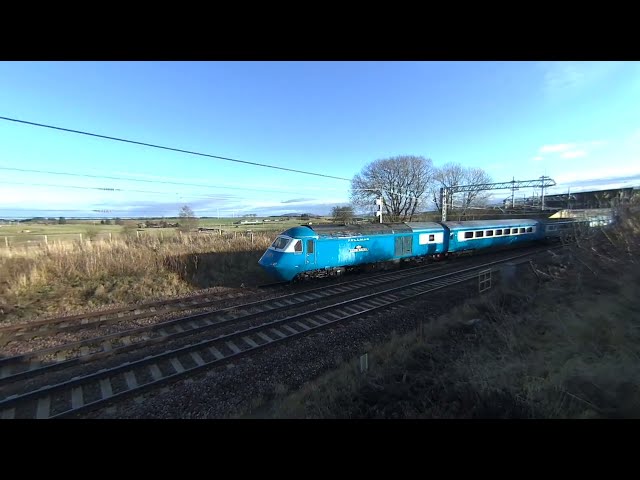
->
[259, 216, 589, 282]
[444, 219, 542, 254]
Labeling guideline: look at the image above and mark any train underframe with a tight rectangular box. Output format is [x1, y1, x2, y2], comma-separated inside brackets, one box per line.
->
[293, 251, 450, 282]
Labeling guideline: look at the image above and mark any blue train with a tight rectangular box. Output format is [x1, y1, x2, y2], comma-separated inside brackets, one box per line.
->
[258, 217, 585, 282]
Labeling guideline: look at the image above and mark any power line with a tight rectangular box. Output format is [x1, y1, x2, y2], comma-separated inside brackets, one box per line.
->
[0, 166, 343, 196]
[0, 180, 231, 198]
[0, 178, 333, 201]
[0, 210, 230, 218]
[0, 115, 351, 181]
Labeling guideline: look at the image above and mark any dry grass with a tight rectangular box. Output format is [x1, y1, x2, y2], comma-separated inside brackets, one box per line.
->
[0, 232, 275, 323]
[271, 210, 640, 418]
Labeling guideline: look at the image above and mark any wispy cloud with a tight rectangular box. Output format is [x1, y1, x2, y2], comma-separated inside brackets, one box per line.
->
[85, 198, 236, 217]
[536, 140, 605, 161]
[539, 61, 623, 97]
[560, 150, 586, 159]
[252, 203, 343, 216]
[539, 143, 576, 153]
[541, 63, 585, 92]
[559, 174, 640, 189]
[233, 197, 350, 216]
[555, 163, 640, 186]
[281, 197, 316, 204]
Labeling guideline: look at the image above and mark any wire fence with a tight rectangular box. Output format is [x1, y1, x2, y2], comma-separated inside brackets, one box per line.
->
[0, 229, 266, 249]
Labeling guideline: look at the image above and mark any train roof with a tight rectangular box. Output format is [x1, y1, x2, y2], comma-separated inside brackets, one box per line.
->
[283, 218, 567, 238]
[280, 226, 316, 238]
[307, 223, 412, 237]
[405, 222, 446, 231]
[442, 219, 539, 229]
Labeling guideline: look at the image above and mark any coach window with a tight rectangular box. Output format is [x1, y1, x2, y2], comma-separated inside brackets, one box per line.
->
[519, 228, 525, 234]
[504, 228, 510, 235]
[475, 231, 484, 238]
[526, 227, 533, 233]
[307, 239, 314, 253]
[464, 232, 473, 239]
[495, 229, 502, 235]
[429, 234, 435, 242]
[294, 240, 302, 253]
[486, 230, 494, 237]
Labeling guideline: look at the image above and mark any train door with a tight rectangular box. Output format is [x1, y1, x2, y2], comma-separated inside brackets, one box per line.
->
[305, 239, 316, 266]
[394, 236, 412, 257]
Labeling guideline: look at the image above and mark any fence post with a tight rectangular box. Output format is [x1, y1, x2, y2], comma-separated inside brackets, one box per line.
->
[136, 230, 140, 239]
[501, 262, 516, 287]
[359, 353, 369, 373]
[79, 233, 83, 242]
[4, 236, 8, 248]
[251, 233, 254, 244]
[416, 318, 425, 341]
[44, 234, 48, 245]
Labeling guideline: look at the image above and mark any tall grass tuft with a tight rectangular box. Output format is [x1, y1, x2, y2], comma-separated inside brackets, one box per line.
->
[0, 232, 275, 322]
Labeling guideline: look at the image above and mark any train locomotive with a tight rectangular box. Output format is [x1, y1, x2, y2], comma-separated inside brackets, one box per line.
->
[258, 217, 586, 282]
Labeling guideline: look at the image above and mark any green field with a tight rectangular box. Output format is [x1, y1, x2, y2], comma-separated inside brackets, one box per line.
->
[0, 217, 336, 248]
[197, 217, 334, 231]
[0, 223, 122, 235]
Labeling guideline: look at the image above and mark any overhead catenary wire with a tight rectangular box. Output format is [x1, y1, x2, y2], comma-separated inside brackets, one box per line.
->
[0, 115, 351, 181]
[0, 166, 343, 196]
[0, 175, 340, 198]
[0, 179, 230, 198]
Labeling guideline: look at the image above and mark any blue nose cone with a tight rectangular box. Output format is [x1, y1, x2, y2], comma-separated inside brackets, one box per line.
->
[258, 249, 299, 282]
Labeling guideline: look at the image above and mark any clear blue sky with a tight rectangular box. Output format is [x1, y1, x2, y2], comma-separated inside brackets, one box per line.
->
[0, 61, 639, 218]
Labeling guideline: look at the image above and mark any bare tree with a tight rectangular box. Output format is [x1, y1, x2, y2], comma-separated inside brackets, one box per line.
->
[432, 163, 493, 217]
[459, 167, 493, 215]
[432, 163, 466, 213]
[178, 205, 198, 232]
[332, 205, 354, 224]
[351, 155, 435, 222]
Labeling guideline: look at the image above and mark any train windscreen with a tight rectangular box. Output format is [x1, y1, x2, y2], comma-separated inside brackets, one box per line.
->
[271, 236, 291, 250]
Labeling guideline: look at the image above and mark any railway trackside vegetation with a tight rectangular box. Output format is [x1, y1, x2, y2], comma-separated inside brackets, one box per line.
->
[268, 210, 640, 418]
[0, 231, 275, 324]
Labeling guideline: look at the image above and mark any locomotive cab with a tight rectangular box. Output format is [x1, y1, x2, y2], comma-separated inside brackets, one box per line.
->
[258, 226, 316, 281]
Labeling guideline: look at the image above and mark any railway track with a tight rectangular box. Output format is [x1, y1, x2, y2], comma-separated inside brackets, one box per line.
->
[0, 254, 485, 386]
[0, 259, 451, 345]
[257, 281, 290, 289]
[0, 242, 542, 346]
[0, 290, 253, 346]
[0, 245, 558, 419]
[0, 244, 554, 387]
